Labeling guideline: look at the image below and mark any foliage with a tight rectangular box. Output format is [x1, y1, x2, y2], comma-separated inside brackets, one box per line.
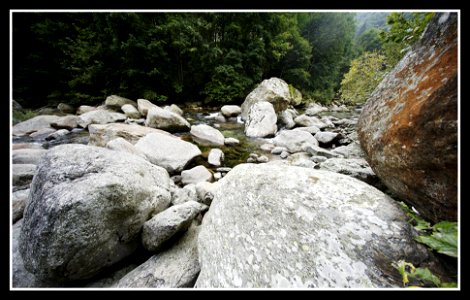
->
[415, 222, 458, 258]
[12, 109, 37, 124]
[354, 12, 389, 37]
[392, 260, 457, 288]
[356, 28, 382, 53]
[399, 202, 458, 258]
[299, 13, 356, 103]
[379, 12, 434, 67]
[339, 51, 387, 104]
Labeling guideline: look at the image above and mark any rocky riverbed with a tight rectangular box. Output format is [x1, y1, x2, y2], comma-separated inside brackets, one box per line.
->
[11, 13, 458, 289]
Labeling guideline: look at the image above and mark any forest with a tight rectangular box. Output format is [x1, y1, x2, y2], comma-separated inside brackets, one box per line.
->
[13, 12, 432, 108]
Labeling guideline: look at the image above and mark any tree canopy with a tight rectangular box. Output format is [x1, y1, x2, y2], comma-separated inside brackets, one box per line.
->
[13, 12, 359, 108]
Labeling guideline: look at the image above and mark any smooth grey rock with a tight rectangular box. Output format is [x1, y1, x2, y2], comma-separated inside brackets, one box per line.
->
[213, 172, 222, 180]
[142, 201, 207, 252]
[216, 167, 232, 173]
[12, 149, 47, 165]
[190, 124, 225, 146]
[257, 155, 269, 163]
[221, 105, 242, 118]
[279, 109, 297, 129]
[311, 155, 328, 163]
[145, 106, 190, 133]
[85, 264, 139, 288]
[195, 181, 219, 206]
[45, 129, 69, 140]
[181, 166, 213, 185]
[304, 144, 342, 158]
[57, 103, 75, 114]
[172, 184, 198, 206]
[215, 113, 226, 123]
[12, 189, 29, 224]
[76, 105, 96, 115]
[78, 110, 126, 128]
[121, 104, 141, 119]
[137, 99, 158, 117]
[208, 149, 224, 167]
[106, 137, 147, 159]
[116, 223, 201, 288]
[196, 164, 433, 288]
[305, 103, 327, 116]
[12, 164, 36, 187]
[13, 115, 62, 136]
[12, 143, 44, 150]
[271, 146, 287, 155]
[280, 151, 289, 159]
[19, 144, 171, 282]
[241, 78, 301, 120]
[320, 116, 336, 128]
[331, 141, 365, 159]
[320, 158, 379, 186]
[294, 115, 327, 129]
[135, 132, 201, 174]
[293, 126, 321, 135]
[224, 137, 240, 146]
[13, 99, 23, 110]
[314, 131, 339, 144]
[12, 220, 38, 287]
[272, 130, 318, 153]
[245, 102, 277, 138]
[260, 143, 275, 152]
[164, 104, 184, 116]
[29, 128, 57, 139]
[50, 115, 80, 130]
[105, 95, 137, 108]
[88, 123, 172, 147]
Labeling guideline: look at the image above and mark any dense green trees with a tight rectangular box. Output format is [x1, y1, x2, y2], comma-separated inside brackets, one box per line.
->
[13, 12, 360, 109]
[300, 13, 356, 103]
[340, 12, 434, 104]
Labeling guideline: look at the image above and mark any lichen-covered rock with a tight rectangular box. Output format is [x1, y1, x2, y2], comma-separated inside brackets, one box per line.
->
[244, 102, 277, 138]
[241, 78, 301, 120]
[196, 163, 433, 288]
[357, 13, 457, 223]
[19, 144, 171, 282]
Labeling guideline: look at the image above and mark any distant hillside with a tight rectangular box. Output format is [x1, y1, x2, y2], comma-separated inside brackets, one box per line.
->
[355, 12, 389, 37]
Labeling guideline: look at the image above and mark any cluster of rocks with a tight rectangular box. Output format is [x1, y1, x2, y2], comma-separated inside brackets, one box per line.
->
[11, 13, 458, 289]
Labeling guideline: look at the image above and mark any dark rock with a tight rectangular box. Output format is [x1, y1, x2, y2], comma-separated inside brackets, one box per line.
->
[357, 13, 457, 222]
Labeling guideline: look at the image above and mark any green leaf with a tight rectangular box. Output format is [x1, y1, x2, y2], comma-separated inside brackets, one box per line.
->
[415, 234, 457, 258]
[410, 267, 441, 287]
[433, 221, 458, 234]
[440, 282, 458, 288]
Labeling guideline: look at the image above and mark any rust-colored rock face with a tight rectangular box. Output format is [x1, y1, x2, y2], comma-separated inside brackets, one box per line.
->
[357, 13, 458, 223]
